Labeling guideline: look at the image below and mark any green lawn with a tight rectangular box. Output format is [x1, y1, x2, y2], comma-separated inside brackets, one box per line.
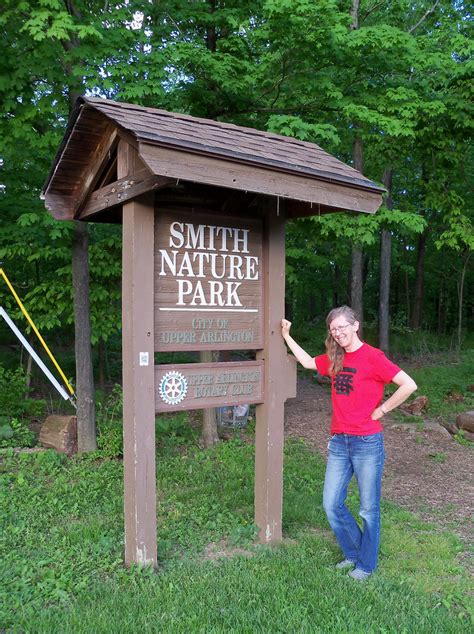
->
[1, 437, 472, 632]
[407, 353, 474, 418]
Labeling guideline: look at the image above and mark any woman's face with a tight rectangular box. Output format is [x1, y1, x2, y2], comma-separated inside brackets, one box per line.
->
[329, 315, 359, 350]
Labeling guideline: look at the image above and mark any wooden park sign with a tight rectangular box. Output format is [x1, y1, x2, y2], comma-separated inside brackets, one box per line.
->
[42, 97, 384, 568]
[155, 210, 263, 351]
[155, 360, 263, 412]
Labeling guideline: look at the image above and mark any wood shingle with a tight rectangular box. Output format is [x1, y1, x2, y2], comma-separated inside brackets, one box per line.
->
[42, 96, 384, 221]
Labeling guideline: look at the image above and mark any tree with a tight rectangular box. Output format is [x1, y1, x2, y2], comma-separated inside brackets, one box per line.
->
[1, 0, 472, 432]
[378, 168, 393, 352]
[0, 0, 122, 449]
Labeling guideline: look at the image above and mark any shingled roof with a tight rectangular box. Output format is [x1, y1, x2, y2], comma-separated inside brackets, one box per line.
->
[43, 96, 384, 220]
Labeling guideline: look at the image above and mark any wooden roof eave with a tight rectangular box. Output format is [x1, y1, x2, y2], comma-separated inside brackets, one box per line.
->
[42, 97, 384, 220]
[137, 142, 383, 216]
[42, 124, 154, 221]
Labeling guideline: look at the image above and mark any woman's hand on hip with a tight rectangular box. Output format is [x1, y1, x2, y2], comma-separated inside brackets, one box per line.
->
[371, 406, 385, 421]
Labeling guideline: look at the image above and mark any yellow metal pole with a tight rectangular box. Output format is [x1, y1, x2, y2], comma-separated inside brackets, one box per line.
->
[0, 267, 75, 396]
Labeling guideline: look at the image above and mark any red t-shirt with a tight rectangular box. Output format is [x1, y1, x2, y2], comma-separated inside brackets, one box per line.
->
[315, 343, 401, 436]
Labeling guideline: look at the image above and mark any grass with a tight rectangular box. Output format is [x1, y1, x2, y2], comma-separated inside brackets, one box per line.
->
[379, 349, 474, 423]
[1, 437, 472, 632]
[406, 351, 474, 418]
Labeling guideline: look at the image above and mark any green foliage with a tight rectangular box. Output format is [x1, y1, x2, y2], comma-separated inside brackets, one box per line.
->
[96, 385, 123, 458]
[0, 417, 14, 440]
[0, 417, 35, 449]
[405, 351, 474, 418]
[267, 115, 340, 146]
[96, 422, 123, 459]
[429, 452, 447, 464]
[453, 429, 473, 447]
[156, 410, 195, 444]
[0, 439, 471, 630]
[95, 386, 197, 458]
[0, 366, 28, 415]
[0, 365, 44, 448]
[0, 0, 472, 389]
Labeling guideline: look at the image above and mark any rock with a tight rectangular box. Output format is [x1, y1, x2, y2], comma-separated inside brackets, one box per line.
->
[422, 421, 453, 439]
[444, 391, 464, 403]
[400, 395, 428, 416]
[438, 419, 458, 436]
[388, 423, 419, 433]
[39, 415, 77, 456]
[455, 411, 474, 434]
[0, 447, 47, 455]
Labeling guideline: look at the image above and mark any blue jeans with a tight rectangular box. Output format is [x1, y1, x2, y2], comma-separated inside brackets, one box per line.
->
[323, 432, 385, 574]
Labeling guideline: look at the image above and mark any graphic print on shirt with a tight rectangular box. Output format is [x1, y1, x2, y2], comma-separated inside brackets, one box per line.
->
[334, 367, 357, 395]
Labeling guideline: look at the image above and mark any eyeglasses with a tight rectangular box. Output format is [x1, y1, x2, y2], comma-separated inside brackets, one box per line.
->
[329, 323, 352, 335]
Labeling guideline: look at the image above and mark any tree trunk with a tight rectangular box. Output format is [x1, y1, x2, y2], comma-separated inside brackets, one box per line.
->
[351, 134, 364, 334]
[98, 338, 106, 394]
[405, 268, 411, 326]
[200, 350, 219, 447]
[309, 293, 317, 319]
[350, 0, 360, 30]
[378, 231, 392, 351]
[63, 2, 96, 452]
[72, 221, 96, 452]
[351, 247, 364, 331]
[436, 285, 442, 333]
[24, 337, 34, 398]
[456, 411, 474, 433]
[332, 262, 340, 307]
[199, 0, 220, 448]
[206, 0, 217, 52]
[348, 3, 365, 333]
[411, 229, 428, 330]
[378, 168, 393, 353]
[457, 253, 471, 354]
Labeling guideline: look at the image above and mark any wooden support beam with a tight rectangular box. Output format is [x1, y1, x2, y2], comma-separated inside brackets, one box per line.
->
[78, 169, 172, 220]
[73, 125, 119, 213]
[255, 199, 288, 543]
[120, 139, 157, 567]
[122, 193, 157, 567]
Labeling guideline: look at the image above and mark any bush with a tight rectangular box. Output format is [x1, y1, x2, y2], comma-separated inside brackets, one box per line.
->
[97, 423, 123, 458]
[96, 386, 197, 458]
[0, 417, 35, 448]
[0, 365, 28, 414]
[156, 411, 192, 441]
[96, 385, 123, 458]
[0, 365, 44, 448]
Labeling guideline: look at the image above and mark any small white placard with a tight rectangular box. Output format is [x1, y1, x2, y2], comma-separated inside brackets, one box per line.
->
[139, 352, 149, 366]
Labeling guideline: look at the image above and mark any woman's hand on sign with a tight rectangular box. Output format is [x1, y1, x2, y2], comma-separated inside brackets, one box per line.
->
[281, 319, 292, 338]
[280, 318, 315, 369]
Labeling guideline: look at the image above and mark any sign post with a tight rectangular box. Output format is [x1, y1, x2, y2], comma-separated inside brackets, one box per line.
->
[120, 140, 157, 567]
[255, 202, 294, 542]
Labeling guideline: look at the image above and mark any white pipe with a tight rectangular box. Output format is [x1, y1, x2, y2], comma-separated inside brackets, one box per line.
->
[0, 306, 72, 403]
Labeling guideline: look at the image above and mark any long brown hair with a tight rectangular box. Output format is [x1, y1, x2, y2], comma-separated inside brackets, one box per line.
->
[325, 305, 360, 376]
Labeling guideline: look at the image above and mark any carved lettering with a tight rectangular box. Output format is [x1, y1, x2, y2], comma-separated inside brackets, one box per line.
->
[160, 219, 258, 309]
[195, 384, 228, 398]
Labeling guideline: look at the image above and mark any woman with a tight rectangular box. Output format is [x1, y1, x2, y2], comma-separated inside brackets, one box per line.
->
[281, 306, 417, 580]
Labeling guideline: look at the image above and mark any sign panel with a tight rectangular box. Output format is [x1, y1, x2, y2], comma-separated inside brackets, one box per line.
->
[154, 209, 263, 351]
[155, 360, 264, 413]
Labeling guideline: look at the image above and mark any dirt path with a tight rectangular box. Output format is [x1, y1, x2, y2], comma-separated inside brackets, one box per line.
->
[284, 378, 473, 564]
